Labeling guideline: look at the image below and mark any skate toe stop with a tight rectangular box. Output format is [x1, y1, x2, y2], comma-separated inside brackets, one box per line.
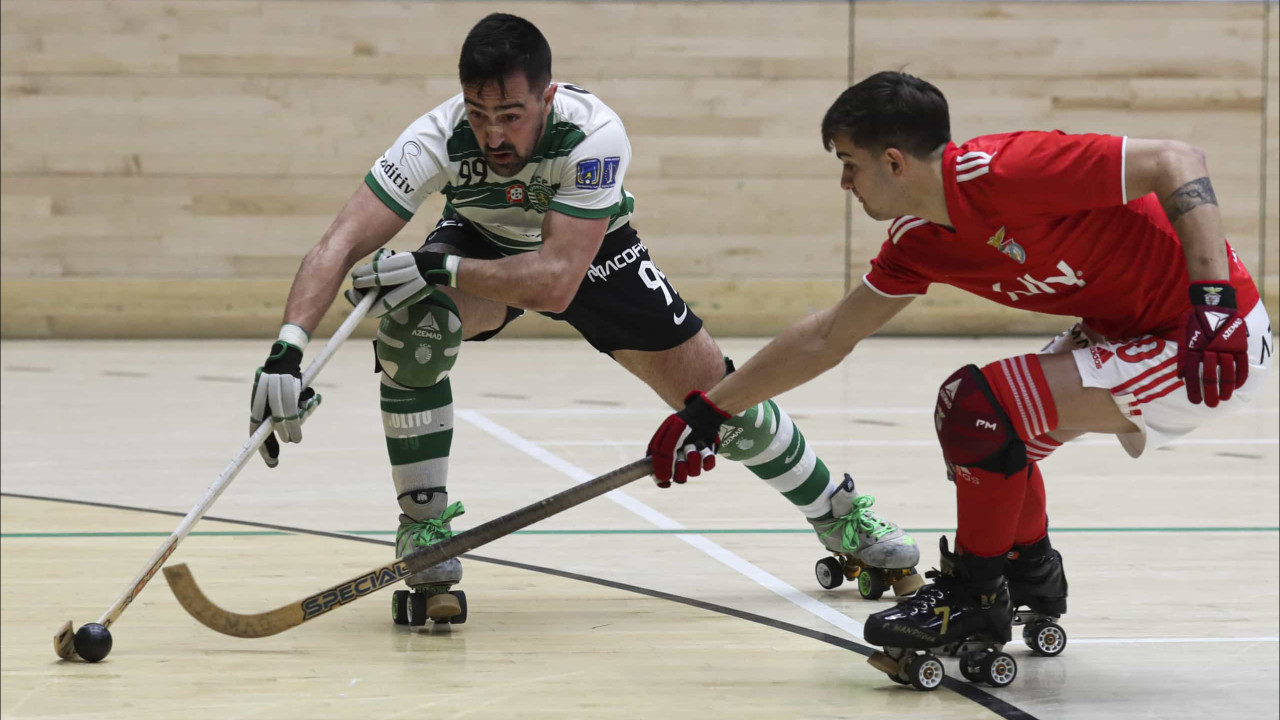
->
[867, 651, 900, 677]
[426, 594, 462, 619]
[892, 571, 925, 597]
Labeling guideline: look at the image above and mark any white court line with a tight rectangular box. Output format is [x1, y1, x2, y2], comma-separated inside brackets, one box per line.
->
[534, 438, 1279, 448]
[1058, 636, 1279, 646]
[458, 410, 1280, 649]
[456, 410, 867, 640]
[476, 406, 1277, 416]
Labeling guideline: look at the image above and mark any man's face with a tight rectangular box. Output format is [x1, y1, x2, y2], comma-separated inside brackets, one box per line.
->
[462, 73, 556, 177]
[832, 135, 906, 222]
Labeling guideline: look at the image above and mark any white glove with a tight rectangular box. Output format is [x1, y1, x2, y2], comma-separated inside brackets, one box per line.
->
[347, 249, 458, 319]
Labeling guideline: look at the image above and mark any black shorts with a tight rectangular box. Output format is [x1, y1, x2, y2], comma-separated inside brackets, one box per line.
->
[418, 215, 703, 354]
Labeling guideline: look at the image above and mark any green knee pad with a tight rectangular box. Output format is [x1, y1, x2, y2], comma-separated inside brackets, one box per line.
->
[718, 400, 784, 463]
[376, 294, 462, 388]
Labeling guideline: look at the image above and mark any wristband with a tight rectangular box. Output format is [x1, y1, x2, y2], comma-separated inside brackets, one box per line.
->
[277, 323, 310, 351]
[1188, 281, 1236, 309]
[444, 254, 462, 287]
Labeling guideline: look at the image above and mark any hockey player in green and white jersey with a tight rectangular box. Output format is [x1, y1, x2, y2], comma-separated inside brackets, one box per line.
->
[247, 13, 920, 624]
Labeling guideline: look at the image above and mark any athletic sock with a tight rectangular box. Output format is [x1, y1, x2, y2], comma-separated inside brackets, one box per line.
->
[956, 355, 1059, 558]
[381, 374, 454, 512]
[718, 399, 836, 519]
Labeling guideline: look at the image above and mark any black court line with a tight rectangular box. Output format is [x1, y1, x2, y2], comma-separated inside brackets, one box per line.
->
[2, 491, 1037, 720]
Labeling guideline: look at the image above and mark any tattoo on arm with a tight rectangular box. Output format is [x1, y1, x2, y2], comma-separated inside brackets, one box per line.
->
[1162, 177, 1218, 224]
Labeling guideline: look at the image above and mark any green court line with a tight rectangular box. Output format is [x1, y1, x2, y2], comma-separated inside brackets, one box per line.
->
[4, 526, 1277, 539]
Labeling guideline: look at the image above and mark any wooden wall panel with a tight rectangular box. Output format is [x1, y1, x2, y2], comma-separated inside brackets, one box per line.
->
[1, 1, 1275, 338]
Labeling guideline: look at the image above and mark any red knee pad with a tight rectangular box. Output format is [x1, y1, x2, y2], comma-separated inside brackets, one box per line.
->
[935, 364, 1027, 476]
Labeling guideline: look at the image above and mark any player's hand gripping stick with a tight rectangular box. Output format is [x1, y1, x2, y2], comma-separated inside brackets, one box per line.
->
[52, 290, 379, 662]
[250, 339, 322, 468]
[162, 458, 653, 640]
[647, 391, 730, 487]
[1178, 281, 1249, 407]
[346, 248, 459, 318]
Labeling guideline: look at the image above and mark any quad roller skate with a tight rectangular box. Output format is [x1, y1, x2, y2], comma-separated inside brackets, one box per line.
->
[390, 493, 468, 627]
[865, 537, 1017, 691]
[811, 475, 923, 599]
[1007, 538, 1068, 657]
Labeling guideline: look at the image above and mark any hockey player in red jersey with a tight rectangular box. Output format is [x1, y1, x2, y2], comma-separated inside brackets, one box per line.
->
[645, 71, 1272, 689]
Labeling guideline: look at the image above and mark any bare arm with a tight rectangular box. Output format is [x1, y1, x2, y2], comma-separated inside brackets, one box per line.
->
[1124, 138, 1227, 281]
[454, 211, 608, 313]
[704, 284, 915, 415]
[283, 183, 408, 334]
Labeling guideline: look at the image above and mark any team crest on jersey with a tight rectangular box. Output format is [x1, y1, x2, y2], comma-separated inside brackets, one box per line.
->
[527, 176, 554, 212]
[576, 158, 602, 189]
[507, 184, 526, 204]
[602, 157, 620, 188]
[987, 227, 1026, 264]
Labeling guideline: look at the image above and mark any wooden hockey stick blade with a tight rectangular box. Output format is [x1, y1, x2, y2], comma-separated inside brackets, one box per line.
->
[53, 620, 75, 659]
[164, 457, 653, 639]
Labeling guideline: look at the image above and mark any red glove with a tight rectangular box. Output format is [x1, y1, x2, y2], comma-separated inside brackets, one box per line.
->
[647, 391, 731, 487]
[1178, 281, 1249, 408]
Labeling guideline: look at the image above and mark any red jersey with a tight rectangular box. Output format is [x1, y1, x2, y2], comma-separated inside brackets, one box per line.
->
[863, 131, 1259, 341]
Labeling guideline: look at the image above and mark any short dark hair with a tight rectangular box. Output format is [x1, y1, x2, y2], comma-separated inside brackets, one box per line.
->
[821, 71, 951, 158]
[458, 14, 552, 95]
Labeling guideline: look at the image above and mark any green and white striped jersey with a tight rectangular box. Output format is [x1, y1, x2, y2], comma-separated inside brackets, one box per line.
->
[364, 83, 635, 255]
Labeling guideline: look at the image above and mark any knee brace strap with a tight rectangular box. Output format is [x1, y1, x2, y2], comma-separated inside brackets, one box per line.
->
[935, 364, 1028, 477]
[375, 294, 462, 388]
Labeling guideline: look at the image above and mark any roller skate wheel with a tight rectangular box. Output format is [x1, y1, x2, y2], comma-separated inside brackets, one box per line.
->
[815, 557, 844, 590]
[405, 592, 429, 627]
[960, 657, 983, 683]
[446, 590, 467, 624]
[891, 569, 925, 597]
[858, 568, 887, 600]
[980, 651, 1018, 688]
[907, 654, 945, 691]
[1024, 620, 1066, 657]
[391, 590, 410, 626]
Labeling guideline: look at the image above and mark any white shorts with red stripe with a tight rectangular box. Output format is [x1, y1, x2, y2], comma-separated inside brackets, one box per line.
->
[1043, 302, 1273, 458]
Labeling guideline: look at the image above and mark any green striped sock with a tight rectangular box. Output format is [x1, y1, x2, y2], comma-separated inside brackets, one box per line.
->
[381, 374, 453, 496]
[718, 400, 836, 519]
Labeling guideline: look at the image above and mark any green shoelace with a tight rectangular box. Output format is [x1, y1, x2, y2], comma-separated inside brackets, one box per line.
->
[397, 501, 466, 549]
[837, 495, 894, 551]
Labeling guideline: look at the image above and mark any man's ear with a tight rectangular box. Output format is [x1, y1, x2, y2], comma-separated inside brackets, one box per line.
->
[543, 81, 558, 107]
[885, 148, 906, 176]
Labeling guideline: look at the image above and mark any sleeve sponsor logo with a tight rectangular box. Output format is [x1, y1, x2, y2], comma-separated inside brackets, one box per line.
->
[399, 141, 423, 165]
[575, 158, 601, 189]
[602, 157, 620, 188]
[378, 157, 416, 196]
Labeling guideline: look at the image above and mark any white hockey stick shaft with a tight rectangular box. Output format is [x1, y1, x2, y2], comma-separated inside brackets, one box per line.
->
[95, 291, 378, 628]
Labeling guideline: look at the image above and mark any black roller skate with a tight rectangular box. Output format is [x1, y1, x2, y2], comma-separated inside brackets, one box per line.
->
[865, 537, 1017, 691]
[1007, 536, 1068, 657]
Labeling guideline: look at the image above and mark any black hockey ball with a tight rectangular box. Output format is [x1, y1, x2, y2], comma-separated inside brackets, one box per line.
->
[74, 623, 113, 663]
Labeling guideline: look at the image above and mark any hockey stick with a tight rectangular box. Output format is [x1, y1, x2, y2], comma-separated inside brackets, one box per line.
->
[163, 457, 653, 639]
[53, 290, 379, 660]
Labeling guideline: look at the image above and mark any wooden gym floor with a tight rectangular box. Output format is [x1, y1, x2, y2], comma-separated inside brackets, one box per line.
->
[1, 336, 1277, 720]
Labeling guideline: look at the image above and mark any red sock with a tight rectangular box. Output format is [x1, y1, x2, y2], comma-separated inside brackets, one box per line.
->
[1014, 463, 1048, 545]
[955, 355, 1059, 558]
[955, 465, 1028, 557]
